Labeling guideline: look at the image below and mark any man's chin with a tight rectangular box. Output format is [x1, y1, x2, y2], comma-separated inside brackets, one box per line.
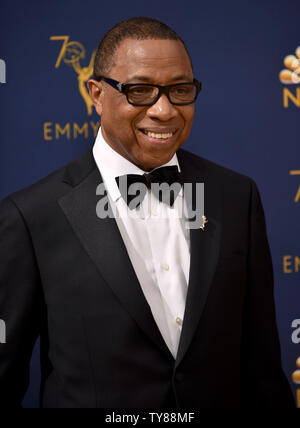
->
[136, 151, 176, 171]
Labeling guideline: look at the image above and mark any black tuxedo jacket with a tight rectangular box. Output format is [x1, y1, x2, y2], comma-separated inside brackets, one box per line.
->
[0, 145, 295, 408]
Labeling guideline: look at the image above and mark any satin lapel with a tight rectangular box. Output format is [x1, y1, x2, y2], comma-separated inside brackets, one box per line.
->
[58, 159, 173, 360]
[175, 150, 222, 368]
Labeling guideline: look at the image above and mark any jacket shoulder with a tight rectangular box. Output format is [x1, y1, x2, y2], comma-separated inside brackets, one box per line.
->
[2, 144, 96, 211]
[178, 147, 255, 187]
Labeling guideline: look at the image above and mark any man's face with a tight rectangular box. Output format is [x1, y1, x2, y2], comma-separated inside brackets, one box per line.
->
[89, 38, 195, 171]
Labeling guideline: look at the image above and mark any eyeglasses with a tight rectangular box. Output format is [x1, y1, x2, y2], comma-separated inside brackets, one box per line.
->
[95, 76, 202, 106]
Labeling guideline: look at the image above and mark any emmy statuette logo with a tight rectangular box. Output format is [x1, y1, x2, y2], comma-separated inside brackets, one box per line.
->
[44, 36, 99, 141]
[50, 36, 95, 115]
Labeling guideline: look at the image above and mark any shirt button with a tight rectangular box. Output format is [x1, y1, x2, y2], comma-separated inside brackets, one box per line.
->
[176, 317, 183, 326]
[161, 263, 169, 271]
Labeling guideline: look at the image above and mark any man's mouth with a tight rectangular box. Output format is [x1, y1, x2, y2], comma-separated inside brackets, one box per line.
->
[139, 128, 178, 142]
[145, 131, 173, 140]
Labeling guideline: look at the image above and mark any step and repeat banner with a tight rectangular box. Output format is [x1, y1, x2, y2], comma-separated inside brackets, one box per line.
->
[0, 0, 299, 408]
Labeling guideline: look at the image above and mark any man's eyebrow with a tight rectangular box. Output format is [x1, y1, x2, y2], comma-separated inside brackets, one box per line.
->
[126, 75, 193, 83]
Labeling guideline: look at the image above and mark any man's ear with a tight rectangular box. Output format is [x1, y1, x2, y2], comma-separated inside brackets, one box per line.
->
[87, 79, 104, 116]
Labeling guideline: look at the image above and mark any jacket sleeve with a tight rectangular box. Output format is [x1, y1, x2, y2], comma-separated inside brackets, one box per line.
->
[0, 196, 43, 407]
[241, 180, 295, 408]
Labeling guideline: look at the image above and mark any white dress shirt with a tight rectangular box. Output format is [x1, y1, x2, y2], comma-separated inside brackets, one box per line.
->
[93, 127, 191, 358]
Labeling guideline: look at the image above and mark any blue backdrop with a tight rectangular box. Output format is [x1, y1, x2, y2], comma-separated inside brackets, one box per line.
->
[0, 0, 299, 408]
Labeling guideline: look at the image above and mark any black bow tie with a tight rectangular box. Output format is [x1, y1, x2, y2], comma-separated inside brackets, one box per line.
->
[115, 165, 182, 210]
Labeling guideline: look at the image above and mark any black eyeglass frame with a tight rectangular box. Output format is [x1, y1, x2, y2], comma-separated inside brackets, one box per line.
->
[95, 76, 202, 106]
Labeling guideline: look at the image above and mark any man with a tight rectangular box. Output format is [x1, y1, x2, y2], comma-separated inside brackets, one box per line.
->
[0, 17, 295, 408]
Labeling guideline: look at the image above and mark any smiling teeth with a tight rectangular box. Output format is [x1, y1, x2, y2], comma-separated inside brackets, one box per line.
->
[147, 131, 173, 139]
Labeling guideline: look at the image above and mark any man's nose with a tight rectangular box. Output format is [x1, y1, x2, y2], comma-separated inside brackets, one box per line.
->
[146, 94, 178, 121]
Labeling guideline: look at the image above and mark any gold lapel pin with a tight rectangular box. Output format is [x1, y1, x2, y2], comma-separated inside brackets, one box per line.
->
[201, 215, 208, 231]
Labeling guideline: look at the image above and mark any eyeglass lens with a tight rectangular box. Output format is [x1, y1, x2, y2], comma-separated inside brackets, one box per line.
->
[127, 84, 197, 104]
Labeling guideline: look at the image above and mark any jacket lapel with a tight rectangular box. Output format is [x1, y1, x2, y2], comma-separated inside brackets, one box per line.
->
[175, 149, 222, 367]
[58, 145, 173, 360]
[58, 145, 222, 366]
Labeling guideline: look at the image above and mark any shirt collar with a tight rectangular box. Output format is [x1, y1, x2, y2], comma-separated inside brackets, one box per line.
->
[93, 126, 182, 203]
